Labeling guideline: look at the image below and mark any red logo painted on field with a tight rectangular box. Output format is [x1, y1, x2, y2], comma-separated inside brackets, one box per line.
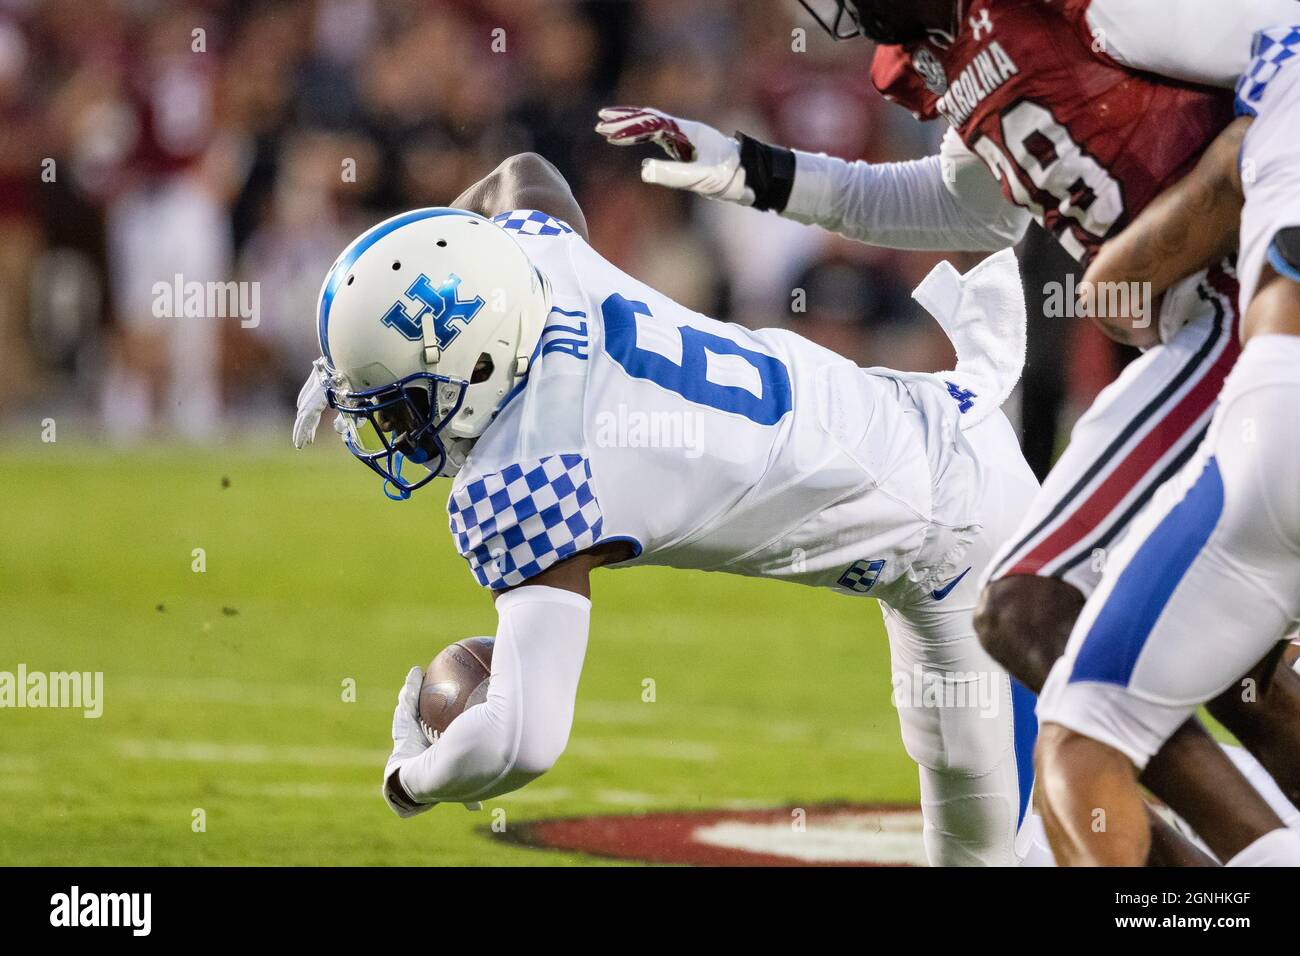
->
[492, 804, 927, 867]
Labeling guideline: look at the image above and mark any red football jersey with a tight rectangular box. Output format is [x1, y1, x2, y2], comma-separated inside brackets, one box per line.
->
[871, 0, 1234, 263]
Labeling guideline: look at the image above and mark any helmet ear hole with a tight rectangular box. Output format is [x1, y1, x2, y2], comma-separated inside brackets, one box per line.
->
[471, 353, 494, 384]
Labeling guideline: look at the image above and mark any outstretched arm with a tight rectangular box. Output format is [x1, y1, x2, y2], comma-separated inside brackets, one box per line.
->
[452, 152, 590, 241]
[1081, 117, 1249, 346]
[783, 128, 1031, 251]
[597, 107, 1029, 252]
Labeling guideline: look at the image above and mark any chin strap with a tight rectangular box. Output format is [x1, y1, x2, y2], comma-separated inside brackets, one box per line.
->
[383, 453, 413, 502]
[381, 438, 477, 499]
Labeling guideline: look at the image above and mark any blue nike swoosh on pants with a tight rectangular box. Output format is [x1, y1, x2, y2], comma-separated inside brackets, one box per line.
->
[929, 567, 972, 601]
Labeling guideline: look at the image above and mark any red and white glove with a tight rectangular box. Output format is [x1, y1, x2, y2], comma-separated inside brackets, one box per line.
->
[595, 106, 755, 205]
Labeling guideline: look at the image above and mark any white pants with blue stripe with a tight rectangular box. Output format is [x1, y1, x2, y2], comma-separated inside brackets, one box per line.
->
[1039, 336, 1300, 770]
[882, 409, 1041, 865]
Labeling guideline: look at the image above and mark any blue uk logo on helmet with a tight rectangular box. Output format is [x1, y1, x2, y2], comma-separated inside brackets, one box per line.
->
[380, 272, 486, 349]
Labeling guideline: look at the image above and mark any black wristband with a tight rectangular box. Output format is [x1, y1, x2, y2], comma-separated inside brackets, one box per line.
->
[736, 132, 796, 213]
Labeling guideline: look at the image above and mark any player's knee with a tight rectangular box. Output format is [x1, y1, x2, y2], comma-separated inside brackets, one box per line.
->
[974, 576, 1083, 693]
[1033, 722, 1081, 813]
[973, 578, 1035, 673]
[1035, 722, 1116, 805]
[896, 700, 1007, 778]
[902, 732, 994, 779]
[1033, 723, 1097, 862]
[894, 707, 943, 773]
[1036, 722, 1150, 864]
[1034, 721, 1071, 773]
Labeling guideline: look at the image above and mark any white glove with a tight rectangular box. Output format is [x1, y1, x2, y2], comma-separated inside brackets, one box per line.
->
[596, 106, 754, 205]
[291, 358, 332, 449]
[381, 667, 482, 818]
[383, 666, 437, 818]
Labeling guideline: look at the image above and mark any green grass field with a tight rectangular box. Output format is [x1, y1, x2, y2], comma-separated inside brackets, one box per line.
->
[0, 438, 914, 866]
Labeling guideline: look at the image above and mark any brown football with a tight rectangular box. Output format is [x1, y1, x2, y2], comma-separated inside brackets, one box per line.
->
[418, 637, 493, 743]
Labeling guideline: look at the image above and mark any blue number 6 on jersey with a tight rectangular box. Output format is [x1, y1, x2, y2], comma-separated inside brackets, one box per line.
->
[600, 294, 793, 426]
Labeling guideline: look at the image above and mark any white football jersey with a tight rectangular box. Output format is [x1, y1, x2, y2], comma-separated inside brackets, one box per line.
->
[445, 210, 990, 604]
[1236, 25, 1300, 310]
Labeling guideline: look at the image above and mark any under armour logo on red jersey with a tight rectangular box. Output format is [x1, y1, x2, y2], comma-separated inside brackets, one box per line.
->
[969, 9, 993, 41]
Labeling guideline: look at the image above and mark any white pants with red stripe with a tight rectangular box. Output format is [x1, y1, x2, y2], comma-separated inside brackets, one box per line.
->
[985, 262, 1239, 596]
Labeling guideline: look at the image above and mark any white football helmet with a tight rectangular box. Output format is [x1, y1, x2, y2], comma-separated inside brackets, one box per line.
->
[315, 208, 549, 497]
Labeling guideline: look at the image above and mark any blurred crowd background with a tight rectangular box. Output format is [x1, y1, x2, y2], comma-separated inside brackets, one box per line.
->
[0, 0, 1126, 471]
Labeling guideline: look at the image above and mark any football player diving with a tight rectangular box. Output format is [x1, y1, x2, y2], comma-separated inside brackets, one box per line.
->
[293, 151, 1045, 866]
[596, 0, 1300, 865]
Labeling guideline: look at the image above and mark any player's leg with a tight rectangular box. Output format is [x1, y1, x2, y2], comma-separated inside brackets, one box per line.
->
[1037, 355, 1300, 863]
[881, 410, 1039, 866]
[974, 264, 1239, 692]
[1035, 723, 1149, 865]
[882, 600, 1033, 866]
[1206, 643, 1300, 808]
[1200, 271, 1300, 806]
[974, 576, 1079, 692]
[1024, 656, 1300, 866]
[969, 268, 1300, 859]
[953, 412, 1220, 866]
[1138, 714, 1288, 863]
[1167, 740, 1300, 861]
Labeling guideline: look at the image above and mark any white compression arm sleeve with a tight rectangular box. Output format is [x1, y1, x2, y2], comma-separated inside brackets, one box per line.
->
[1085, 0, 1300, 87]
[781, 128, 1031, 251]
[397, 586, 590, 804]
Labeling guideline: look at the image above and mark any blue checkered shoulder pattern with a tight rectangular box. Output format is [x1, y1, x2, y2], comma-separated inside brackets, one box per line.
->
[1236, 26, 1300, 116]
[491, 209, 575, 237]
[448, 454, 604, 589]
